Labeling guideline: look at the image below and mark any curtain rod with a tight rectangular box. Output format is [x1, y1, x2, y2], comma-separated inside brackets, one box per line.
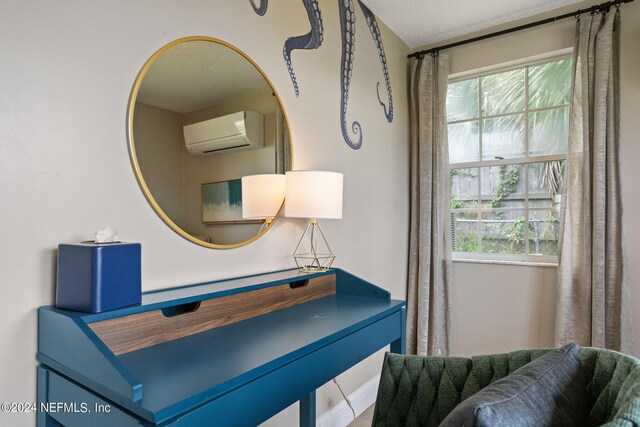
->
[407, 0, 634, 59]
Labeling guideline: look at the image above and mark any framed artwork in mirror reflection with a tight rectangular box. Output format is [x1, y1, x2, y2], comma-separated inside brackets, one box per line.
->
[202, 179, 261, 224]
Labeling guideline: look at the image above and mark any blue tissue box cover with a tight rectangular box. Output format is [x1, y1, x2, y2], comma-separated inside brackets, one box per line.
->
[56, 242, 141, 313]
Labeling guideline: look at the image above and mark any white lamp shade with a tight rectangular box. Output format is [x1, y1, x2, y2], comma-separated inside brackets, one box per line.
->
[241, 174, 286, 219]
[285, 171, 343, 219]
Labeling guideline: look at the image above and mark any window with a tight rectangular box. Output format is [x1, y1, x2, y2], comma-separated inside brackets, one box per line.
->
[446, 56, 572, 264]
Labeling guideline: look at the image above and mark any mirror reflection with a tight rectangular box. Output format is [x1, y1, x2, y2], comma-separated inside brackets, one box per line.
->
[129, 37, 292, 248]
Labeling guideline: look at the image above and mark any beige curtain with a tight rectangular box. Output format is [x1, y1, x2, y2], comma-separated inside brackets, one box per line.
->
[556, 9, 632, 353]
[407, 53, 452, 356]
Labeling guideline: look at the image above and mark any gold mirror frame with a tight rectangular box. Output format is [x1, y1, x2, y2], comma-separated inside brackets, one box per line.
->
[127, 36, 293, 249]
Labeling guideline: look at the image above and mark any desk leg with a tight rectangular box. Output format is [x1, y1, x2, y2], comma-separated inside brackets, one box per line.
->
[300, 390, 316, 427]
[390, 307, 406, 355]
[37, 367, 63, 427]
[390, 337, 405, 355]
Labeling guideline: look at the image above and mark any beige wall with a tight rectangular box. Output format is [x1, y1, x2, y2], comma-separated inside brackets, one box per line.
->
[413, 0, 640, 357]
[133, 102, 186, 225]
[451, 263, 557, 356]
[0, 1, 409, 426]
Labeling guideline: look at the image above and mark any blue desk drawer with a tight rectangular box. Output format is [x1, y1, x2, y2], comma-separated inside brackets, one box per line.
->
[39, 367, 144, 427]
[166, 310, 403, 426]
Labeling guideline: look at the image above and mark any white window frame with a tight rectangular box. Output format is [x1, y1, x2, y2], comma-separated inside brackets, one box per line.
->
[448, 48, 573, 266]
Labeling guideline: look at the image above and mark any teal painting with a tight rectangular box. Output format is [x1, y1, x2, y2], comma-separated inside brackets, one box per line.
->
[202, 179, 249, 224]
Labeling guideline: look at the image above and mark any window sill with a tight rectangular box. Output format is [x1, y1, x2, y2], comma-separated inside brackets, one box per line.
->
[452, 257, 558, 268]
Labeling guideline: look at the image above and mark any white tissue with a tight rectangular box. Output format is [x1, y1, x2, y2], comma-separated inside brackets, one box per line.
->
[95, 226, 119, 243]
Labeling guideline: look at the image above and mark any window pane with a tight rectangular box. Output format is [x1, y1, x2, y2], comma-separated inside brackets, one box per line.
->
[447, 78, 479, 121]
[452, 212, 479, 253]
[450, 168, 479, 209]
[529, 210, 560, 256]
[482, 69, 525, 116]
[529, 107, 569, 156]
[528, 58, 572, 109]
[448, 121, 479, 163]
[528, 161, 565, 208]
[482, 114, 525, 160]
[479, 164, 525, 208]
[446, 57, 570, 262]
[480, 210, 527, 254]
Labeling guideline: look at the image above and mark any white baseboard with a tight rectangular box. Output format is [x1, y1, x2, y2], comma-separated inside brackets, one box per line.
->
[317, 374, 380, 427]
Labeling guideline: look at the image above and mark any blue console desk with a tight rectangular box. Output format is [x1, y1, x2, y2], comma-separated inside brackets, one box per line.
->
[37, 268, 405, 426]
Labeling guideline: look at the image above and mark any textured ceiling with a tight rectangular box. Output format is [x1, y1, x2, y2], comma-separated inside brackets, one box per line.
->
[137, 41, 271, 114]
[361, 0, 583, 50]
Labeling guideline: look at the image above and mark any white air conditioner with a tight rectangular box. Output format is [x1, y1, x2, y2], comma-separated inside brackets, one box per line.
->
[183, 111, 264, 156]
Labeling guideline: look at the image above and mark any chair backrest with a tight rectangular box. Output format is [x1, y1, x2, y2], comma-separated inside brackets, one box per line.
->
[372, 348, 640, 427]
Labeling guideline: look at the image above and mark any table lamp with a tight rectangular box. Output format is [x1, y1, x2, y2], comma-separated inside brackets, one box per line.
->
[241, 174, 286, 232]
[285, 171, 343, 272]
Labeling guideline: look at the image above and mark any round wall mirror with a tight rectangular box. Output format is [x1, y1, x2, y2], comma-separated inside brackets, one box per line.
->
[128, 37, 292, 249]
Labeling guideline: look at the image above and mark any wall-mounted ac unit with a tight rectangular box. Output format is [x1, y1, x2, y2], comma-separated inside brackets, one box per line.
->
[183, 111, 264, 156]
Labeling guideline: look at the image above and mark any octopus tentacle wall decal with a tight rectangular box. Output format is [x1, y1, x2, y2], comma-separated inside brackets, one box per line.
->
[249, 0, 268, 16]
[357, 1, 393, 123]
[338, 0, 362, 150]
[248, 0, 394, 150]
[283, 0, 324, 97]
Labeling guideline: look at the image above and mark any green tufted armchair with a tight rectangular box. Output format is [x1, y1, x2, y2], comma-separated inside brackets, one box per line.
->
[372, 347, 640, 426]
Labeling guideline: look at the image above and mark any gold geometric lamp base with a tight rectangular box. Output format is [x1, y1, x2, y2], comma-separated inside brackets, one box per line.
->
[293, 219, 336, 272]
